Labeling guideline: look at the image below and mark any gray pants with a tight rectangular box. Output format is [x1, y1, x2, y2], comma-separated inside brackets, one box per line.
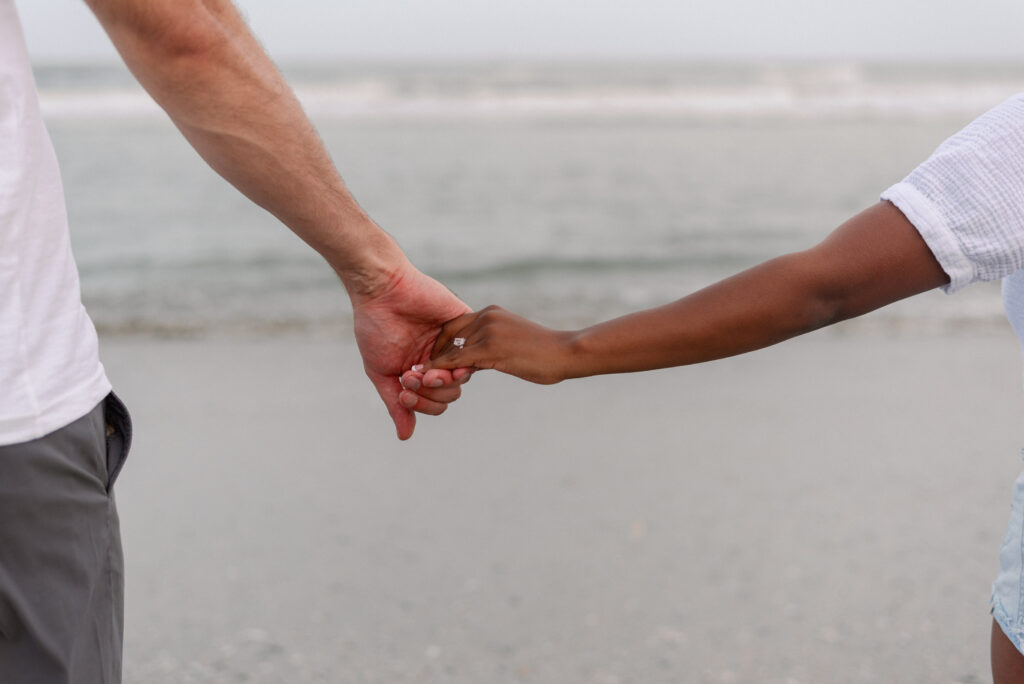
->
[0, 393, 131, 684]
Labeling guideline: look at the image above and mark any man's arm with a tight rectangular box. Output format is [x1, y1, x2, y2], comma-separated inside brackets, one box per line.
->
[425, 201, 950, 383]
[85, 0, 396, 291]
[83, 0, 469, 438]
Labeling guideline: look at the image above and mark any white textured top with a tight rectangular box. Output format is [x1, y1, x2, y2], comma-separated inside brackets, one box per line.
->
[882, 92, 1024, 362]
[0, 1, 110, 445]
[882, 94, 1024, 295]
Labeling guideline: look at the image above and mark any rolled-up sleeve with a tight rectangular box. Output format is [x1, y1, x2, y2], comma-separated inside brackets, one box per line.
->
[881, 94, 1024, 293]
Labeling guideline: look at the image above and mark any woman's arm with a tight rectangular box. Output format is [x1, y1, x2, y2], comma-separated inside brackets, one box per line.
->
[424, 201, 949, 384]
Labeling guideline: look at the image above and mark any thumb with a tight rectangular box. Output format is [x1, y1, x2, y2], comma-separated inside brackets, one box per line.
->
[370, 372, 417, 440]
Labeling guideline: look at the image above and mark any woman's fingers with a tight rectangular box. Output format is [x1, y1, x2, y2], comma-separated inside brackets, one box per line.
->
[392, 309, 500, 418]
[432, 312, 482, 356]
[428, 336, 481, 371]
[428, 307, 505, 369]
[425, 305, 572, 385]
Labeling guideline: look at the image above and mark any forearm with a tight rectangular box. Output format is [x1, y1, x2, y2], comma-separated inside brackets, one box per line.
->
[563, 202, 948, 378]
[565, 254, 834, 377]
[429, 202, 948, 383]
[85, 0, 404, 294]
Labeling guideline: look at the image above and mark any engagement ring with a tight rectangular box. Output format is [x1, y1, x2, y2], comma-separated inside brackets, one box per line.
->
[453, 337, 466, 349]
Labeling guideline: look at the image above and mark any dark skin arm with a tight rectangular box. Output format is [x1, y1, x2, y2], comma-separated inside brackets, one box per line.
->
[423, 201, 949, 383]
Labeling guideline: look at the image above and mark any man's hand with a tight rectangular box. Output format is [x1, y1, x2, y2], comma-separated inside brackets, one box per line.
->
[351, 263, 473, 440]
[84, 0, 475, 439]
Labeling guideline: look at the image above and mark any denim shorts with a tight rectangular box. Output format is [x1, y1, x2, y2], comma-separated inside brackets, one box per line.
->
[993, 462, 1024, 654]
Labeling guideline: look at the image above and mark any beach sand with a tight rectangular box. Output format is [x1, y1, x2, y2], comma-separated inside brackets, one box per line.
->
[104, 326, 1024, 684]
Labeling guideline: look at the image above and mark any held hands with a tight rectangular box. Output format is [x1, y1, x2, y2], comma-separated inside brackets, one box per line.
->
[358, 281, 573, 439]
[420, 305, 577, 385]
[349, 263, 474, 440]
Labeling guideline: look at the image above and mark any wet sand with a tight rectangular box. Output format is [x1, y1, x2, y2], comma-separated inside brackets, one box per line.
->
[104, 327, 1024, 684]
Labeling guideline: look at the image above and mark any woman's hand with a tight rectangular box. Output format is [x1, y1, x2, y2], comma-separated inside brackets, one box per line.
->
[421, 306, 578, 385]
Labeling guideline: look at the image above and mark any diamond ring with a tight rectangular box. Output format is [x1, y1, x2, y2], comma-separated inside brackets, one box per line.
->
[453, 337, 466, 349]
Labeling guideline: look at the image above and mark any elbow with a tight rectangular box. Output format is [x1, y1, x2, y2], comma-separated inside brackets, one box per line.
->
[86, 0, 244, 121]
[803, 294, 845, 334]
[138, 19, 229, 65]
[87, 0, 231, 63]
[793, 291, 845, 338]
[778, 250, 853, 336]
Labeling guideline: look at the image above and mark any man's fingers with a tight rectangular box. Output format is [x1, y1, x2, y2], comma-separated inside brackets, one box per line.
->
[397, 378, 462, 405]
[400, 370, 423, 392]
[391, 407, 416, 440]
[403, 368, 470, 389]
[413, 384, 462, 404]
[398, 389, 449, 416]
[421, 368, 454, 389]
[372, 373, 416, 440]
[402, 367, 470, 393]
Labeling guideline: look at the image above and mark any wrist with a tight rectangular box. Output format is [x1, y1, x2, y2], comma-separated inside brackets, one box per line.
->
[321, 218, 410, 300]
[557, 329, 592, 381]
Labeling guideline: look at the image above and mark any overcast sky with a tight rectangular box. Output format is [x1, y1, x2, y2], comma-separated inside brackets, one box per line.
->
[18, 0, 1024, 62]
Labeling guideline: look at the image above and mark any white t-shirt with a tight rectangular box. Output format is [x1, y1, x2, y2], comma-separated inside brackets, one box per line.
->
[0, 0, 111, 445]
[881, 93, 1024, 349]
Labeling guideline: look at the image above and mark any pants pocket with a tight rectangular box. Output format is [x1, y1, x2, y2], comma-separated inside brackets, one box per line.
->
[102, 392, 132, 493]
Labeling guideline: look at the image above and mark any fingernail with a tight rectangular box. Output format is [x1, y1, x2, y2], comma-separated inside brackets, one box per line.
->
[411, 364, 424, 372]
[426, 378, 443, 388]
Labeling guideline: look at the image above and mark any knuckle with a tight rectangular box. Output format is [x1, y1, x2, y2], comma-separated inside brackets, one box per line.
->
[481, 305, 503, 320]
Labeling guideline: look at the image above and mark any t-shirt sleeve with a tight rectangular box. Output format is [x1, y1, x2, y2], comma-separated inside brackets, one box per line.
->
[880, 93, 1024, 293]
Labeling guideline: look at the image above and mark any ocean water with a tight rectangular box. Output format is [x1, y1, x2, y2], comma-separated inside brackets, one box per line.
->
[40, 61, 1024, 336]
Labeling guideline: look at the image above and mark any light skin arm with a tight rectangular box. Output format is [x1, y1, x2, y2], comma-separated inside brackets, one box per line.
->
[425, 201, 950, 383]
[83, 0, 469, 438]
